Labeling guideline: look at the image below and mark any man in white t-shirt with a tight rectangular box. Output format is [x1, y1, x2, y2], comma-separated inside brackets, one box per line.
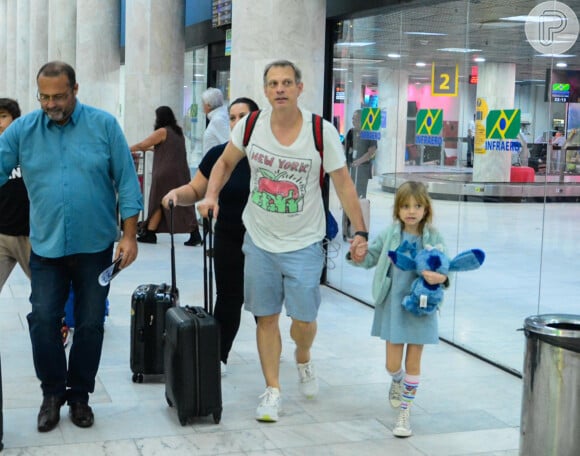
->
[198, 60, 368, 423]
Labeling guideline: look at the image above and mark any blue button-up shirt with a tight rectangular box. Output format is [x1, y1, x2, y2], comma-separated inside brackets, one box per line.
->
[0, 100, 143, 258]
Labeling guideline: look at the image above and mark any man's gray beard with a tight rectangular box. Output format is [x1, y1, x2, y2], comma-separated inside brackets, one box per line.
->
[46, 110, 65, 122]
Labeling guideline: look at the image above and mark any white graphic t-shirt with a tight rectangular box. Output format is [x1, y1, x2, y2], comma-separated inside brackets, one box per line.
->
[231, 107, 345, 253]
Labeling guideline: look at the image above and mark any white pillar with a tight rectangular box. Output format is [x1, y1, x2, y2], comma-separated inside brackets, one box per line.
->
[16, 0, 30, 112]
[28, 0, 49, 112]
[377, 67, 409, 175]
[0, 0, 7, 96]
[48, 0, 76, 66]
[344, 65, 364, 129]
[124, 0, 185, 145]
[5, 0, 17, 97]
[124, 0, 184, 219]
[230, 0, 326, 114]
[76, 0, 120, 117]
[472, 63, 516, 182]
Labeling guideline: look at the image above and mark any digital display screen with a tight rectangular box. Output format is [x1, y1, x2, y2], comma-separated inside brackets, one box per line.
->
[212, 0, 232, 28]
[546, 69, 580, 103]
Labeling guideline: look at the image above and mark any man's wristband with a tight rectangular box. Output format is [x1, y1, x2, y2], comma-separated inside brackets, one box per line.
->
[354, 231, 368, 240]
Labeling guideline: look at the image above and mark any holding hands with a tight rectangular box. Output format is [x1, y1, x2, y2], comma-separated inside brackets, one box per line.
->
[349, 235, 368, 263]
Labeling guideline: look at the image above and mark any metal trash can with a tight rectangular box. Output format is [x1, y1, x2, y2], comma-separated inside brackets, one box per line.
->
[520, 314, 580, 456]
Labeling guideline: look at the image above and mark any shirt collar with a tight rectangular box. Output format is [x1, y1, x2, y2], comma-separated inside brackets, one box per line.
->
[207, 105, 224, 121]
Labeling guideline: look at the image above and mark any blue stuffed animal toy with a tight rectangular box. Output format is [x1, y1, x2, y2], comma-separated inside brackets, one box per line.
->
[388, 244, 485, 316]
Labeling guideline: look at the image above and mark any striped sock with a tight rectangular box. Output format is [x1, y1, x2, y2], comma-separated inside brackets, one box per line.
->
[400, 374, 420, 410]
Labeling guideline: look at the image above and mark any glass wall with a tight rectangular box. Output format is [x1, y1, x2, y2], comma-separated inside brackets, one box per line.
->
[183, 47, 209, 169]
[327, 0, 580, 374]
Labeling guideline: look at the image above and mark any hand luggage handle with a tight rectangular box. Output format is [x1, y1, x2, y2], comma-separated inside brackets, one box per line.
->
[202, 209, 214, 315]
[168, 200, 177, 296]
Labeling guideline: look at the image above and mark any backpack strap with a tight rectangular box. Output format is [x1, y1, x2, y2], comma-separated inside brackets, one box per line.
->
[312, 113, 324, 187]
[243, 110, 261, 147]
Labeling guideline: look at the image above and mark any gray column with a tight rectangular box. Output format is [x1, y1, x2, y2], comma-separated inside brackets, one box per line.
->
[377, 67, 409, 175]
[76, 0, 120, 116]
[344, 65, 363, 133]
[124, 0, 185, 218]
[230, 0, 326, 114]
[16, 0, 30, 112]
[5, 0, 17, 97]
[28, 0, 49, 112]
[0, 0, 7, 96]
[48, 0, 76, 66]
[472, 63, 516, 182]
[124, 0, 185, 145]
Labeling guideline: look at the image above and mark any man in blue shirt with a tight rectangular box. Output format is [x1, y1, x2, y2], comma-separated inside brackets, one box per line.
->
[0, 61, 143, 432]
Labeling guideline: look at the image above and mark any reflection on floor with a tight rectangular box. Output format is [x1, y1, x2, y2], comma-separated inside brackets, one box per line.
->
[327, 174, 580, 373]
[0, 228, 521, 454]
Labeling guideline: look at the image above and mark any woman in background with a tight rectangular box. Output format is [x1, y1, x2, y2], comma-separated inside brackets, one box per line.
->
[130, 106, 200, 245]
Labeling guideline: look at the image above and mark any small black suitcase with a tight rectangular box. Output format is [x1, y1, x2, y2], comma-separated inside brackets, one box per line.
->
[130, 202, 179, 383]
[164, 212, 222, 425]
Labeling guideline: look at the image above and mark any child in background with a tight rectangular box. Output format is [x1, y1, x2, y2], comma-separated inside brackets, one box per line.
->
[347, 181, 448, 437]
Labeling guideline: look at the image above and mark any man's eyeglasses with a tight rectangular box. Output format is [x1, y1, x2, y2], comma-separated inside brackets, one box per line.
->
[36, 92, 70, 103]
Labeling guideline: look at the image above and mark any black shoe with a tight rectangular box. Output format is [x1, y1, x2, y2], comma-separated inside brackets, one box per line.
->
[137, 230, 157, 244]
[69, 402, 94, 428]
[37, 395, 66, 432]
[184, 230, 202, 246]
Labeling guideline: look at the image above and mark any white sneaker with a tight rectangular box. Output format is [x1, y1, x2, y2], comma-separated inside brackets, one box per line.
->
[388, 380, 402, 408]
[393, 407, 412, 438]
[296, 360, 319, 398]
[220, 362, 227, 377]
[255, 387, 281, 422]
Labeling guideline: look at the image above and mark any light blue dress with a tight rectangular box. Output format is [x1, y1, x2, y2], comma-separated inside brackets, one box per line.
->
[371, 232, 439, 344]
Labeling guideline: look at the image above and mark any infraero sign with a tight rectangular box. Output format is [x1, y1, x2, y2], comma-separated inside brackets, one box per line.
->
[485, 109, 521, 152]
[415, 109, 443, 146]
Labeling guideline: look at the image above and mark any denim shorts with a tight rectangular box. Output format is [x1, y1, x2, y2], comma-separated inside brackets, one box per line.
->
[242, 233, 325, 322]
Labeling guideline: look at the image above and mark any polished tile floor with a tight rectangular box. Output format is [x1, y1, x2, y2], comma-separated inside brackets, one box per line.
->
[0, 228, 522, 455]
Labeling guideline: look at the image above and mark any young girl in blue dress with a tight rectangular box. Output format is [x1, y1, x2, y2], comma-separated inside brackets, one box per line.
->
[348, 181, 448, 438]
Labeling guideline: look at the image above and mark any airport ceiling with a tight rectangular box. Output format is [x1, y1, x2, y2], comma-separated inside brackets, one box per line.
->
[333, 0, 580, 85]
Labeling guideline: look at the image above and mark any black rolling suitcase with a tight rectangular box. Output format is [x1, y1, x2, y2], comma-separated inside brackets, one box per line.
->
[130, 202, 179, 383]
[164, 212, 222, 425]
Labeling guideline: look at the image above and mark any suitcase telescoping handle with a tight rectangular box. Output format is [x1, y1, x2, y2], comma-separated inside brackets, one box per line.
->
[168, 199, 177, 295]
[202, 209, 214, 315]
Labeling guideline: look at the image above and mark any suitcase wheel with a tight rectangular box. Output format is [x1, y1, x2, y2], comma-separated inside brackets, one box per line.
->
[178, 415, 188, 426]
[213, 410, 221, 424]
[132, 373, 144, 383]
[165, 394, 173, 407]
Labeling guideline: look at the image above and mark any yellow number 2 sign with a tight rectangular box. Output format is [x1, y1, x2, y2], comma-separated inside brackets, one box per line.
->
[431, 64, 458, 97]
